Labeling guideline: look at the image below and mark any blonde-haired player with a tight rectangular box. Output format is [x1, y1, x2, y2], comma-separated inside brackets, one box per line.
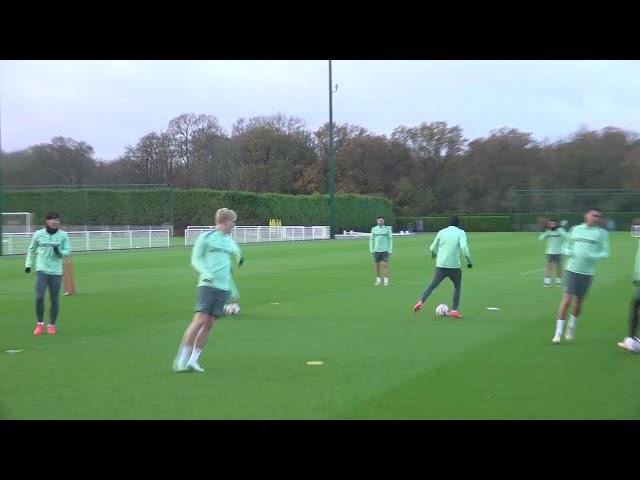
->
[172, 208, 244, 372]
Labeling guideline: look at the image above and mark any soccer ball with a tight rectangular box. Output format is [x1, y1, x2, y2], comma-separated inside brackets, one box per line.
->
[435, 304, 449, 316]
[224, 303, 240, 316]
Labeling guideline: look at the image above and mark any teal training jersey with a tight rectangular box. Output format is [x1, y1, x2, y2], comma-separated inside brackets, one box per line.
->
[430, 226, 472, 269]
[538, 228, 568, 254]
[369, 225, 393, 253]
[191, 230, 243, 291]
[563, 223, 609, 276]
[25, 228, 72, 275]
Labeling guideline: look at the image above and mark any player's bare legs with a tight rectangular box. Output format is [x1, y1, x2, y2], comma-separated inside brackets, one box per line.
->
[544, 262, 553, 286]
[174, 312, 213, 372]
[553, 293, 573, 344]
[374, 261, 382, 286]
[555, 262, 563, 285]
[193, 315, 216, 350]
[383, 260, 389, 286]
[554, 294, 583, 343]
[564, 297, 584, 341]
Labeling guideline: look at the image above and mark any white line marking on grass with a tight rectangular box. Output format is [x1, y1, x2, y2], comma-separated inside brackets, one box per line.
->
[520, 267, 545, 275]
[6, 349, 23, 353]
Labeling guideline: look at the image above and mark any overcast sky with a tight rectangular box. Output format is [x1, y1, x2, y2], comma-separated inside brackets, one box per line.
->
[1, 60, 639, 160]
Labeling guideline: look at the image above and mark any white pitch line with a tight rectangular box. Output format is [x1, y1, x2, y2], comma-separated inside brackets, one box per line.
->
[520, 267, 545, 275]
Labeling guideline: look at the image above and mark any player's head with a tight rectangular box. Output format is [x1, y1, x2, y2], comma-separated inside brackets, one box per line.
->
[377, 216, 385, 226]
[45, 212, 60, 229]
[548, 218, 558, 230]
[449, 216, 460, 227]
[584, 208, 602, 227]
[215, 208, 237, 234]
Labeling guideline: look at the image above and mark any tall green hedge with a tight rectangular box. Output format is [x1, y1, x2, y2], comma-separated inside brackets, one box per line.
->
[5, 189, 393, 233]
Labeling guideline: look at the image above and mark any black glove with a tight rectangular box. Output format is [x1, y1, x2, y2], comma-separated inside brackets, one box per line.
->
[53, 245, 61, 256]
[467, 263, 473, 269]
[238, 257, 245, 267]
[431, 252, 436, 259]
[25, 267, 31, 274]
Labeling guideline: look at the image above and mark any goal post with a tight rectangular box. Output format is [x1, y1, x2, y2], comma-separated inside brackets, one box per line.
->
[1, 212, 33, 233]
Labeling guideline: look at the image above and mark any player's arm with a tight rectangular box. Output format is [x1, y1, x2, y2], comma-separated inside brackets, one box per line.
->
[590, 230, 610, 260]
[234, 244, 244, 267]
[388, 226, 393, 254]
[369, 227, 375, 253]
[562, 228, 575, 257]
[25, 233, 39, 272]
[230, 275, 240, 301]
[460, 231, 472, 267]
[429, 232, 440, 258]
[56, 233, 72, 257]
[191, 234, 213, 279]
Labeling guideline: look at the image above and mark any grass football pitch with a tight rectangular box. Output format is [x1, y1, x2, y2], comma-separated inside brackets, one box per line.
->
[1, 233, 639, 419]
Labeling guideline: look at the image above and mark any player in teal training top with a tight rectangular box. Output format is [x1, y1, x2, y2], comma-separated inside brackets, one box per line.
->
[413, 216, 472, 318]
[25, 212, 72, 336]
[538, 218, 568, 287]
[172, 208, 244, 373]
[369, 216, 393, 286]
[618, 234, 640, 353]
[552, 208, 609, 344]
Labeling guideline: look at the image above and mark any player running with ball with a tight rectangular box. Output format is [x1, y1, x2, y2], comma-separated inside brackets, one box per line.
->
[552, 208, 609, 344]
[172, 208, 244, 373]
[413, 216, 472, 318]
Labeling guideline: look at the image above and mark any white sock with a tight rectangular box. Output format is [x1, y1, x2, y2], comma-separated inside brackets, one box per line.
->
[544, 278, 551, 285]
[568, 315, 578, 331]
[37, 322, 44, 325]
[376, 277, 381, 283]
[384, 277, 389, 283]
[555, 320, 565, 336]
[555, 278, 562, 284]
[178, 345, 192, 364]
[188, 348, 202, 365]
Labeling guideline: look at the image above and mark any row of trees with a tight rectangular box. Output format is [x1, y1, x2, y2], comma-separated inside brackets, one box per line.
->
[3, 113, 640, 215]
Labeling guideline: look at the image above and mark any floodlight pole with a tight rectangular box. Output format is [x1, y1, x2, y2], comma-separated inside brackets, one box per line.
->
[328, 60, 337, 239]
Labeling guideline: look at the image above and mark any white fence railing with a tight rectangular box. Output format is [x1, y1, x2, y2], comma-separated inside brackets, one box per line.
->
[1, 224, 175, 235]
[185, 226, 330, 246]
[1, 229, 171, 256]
